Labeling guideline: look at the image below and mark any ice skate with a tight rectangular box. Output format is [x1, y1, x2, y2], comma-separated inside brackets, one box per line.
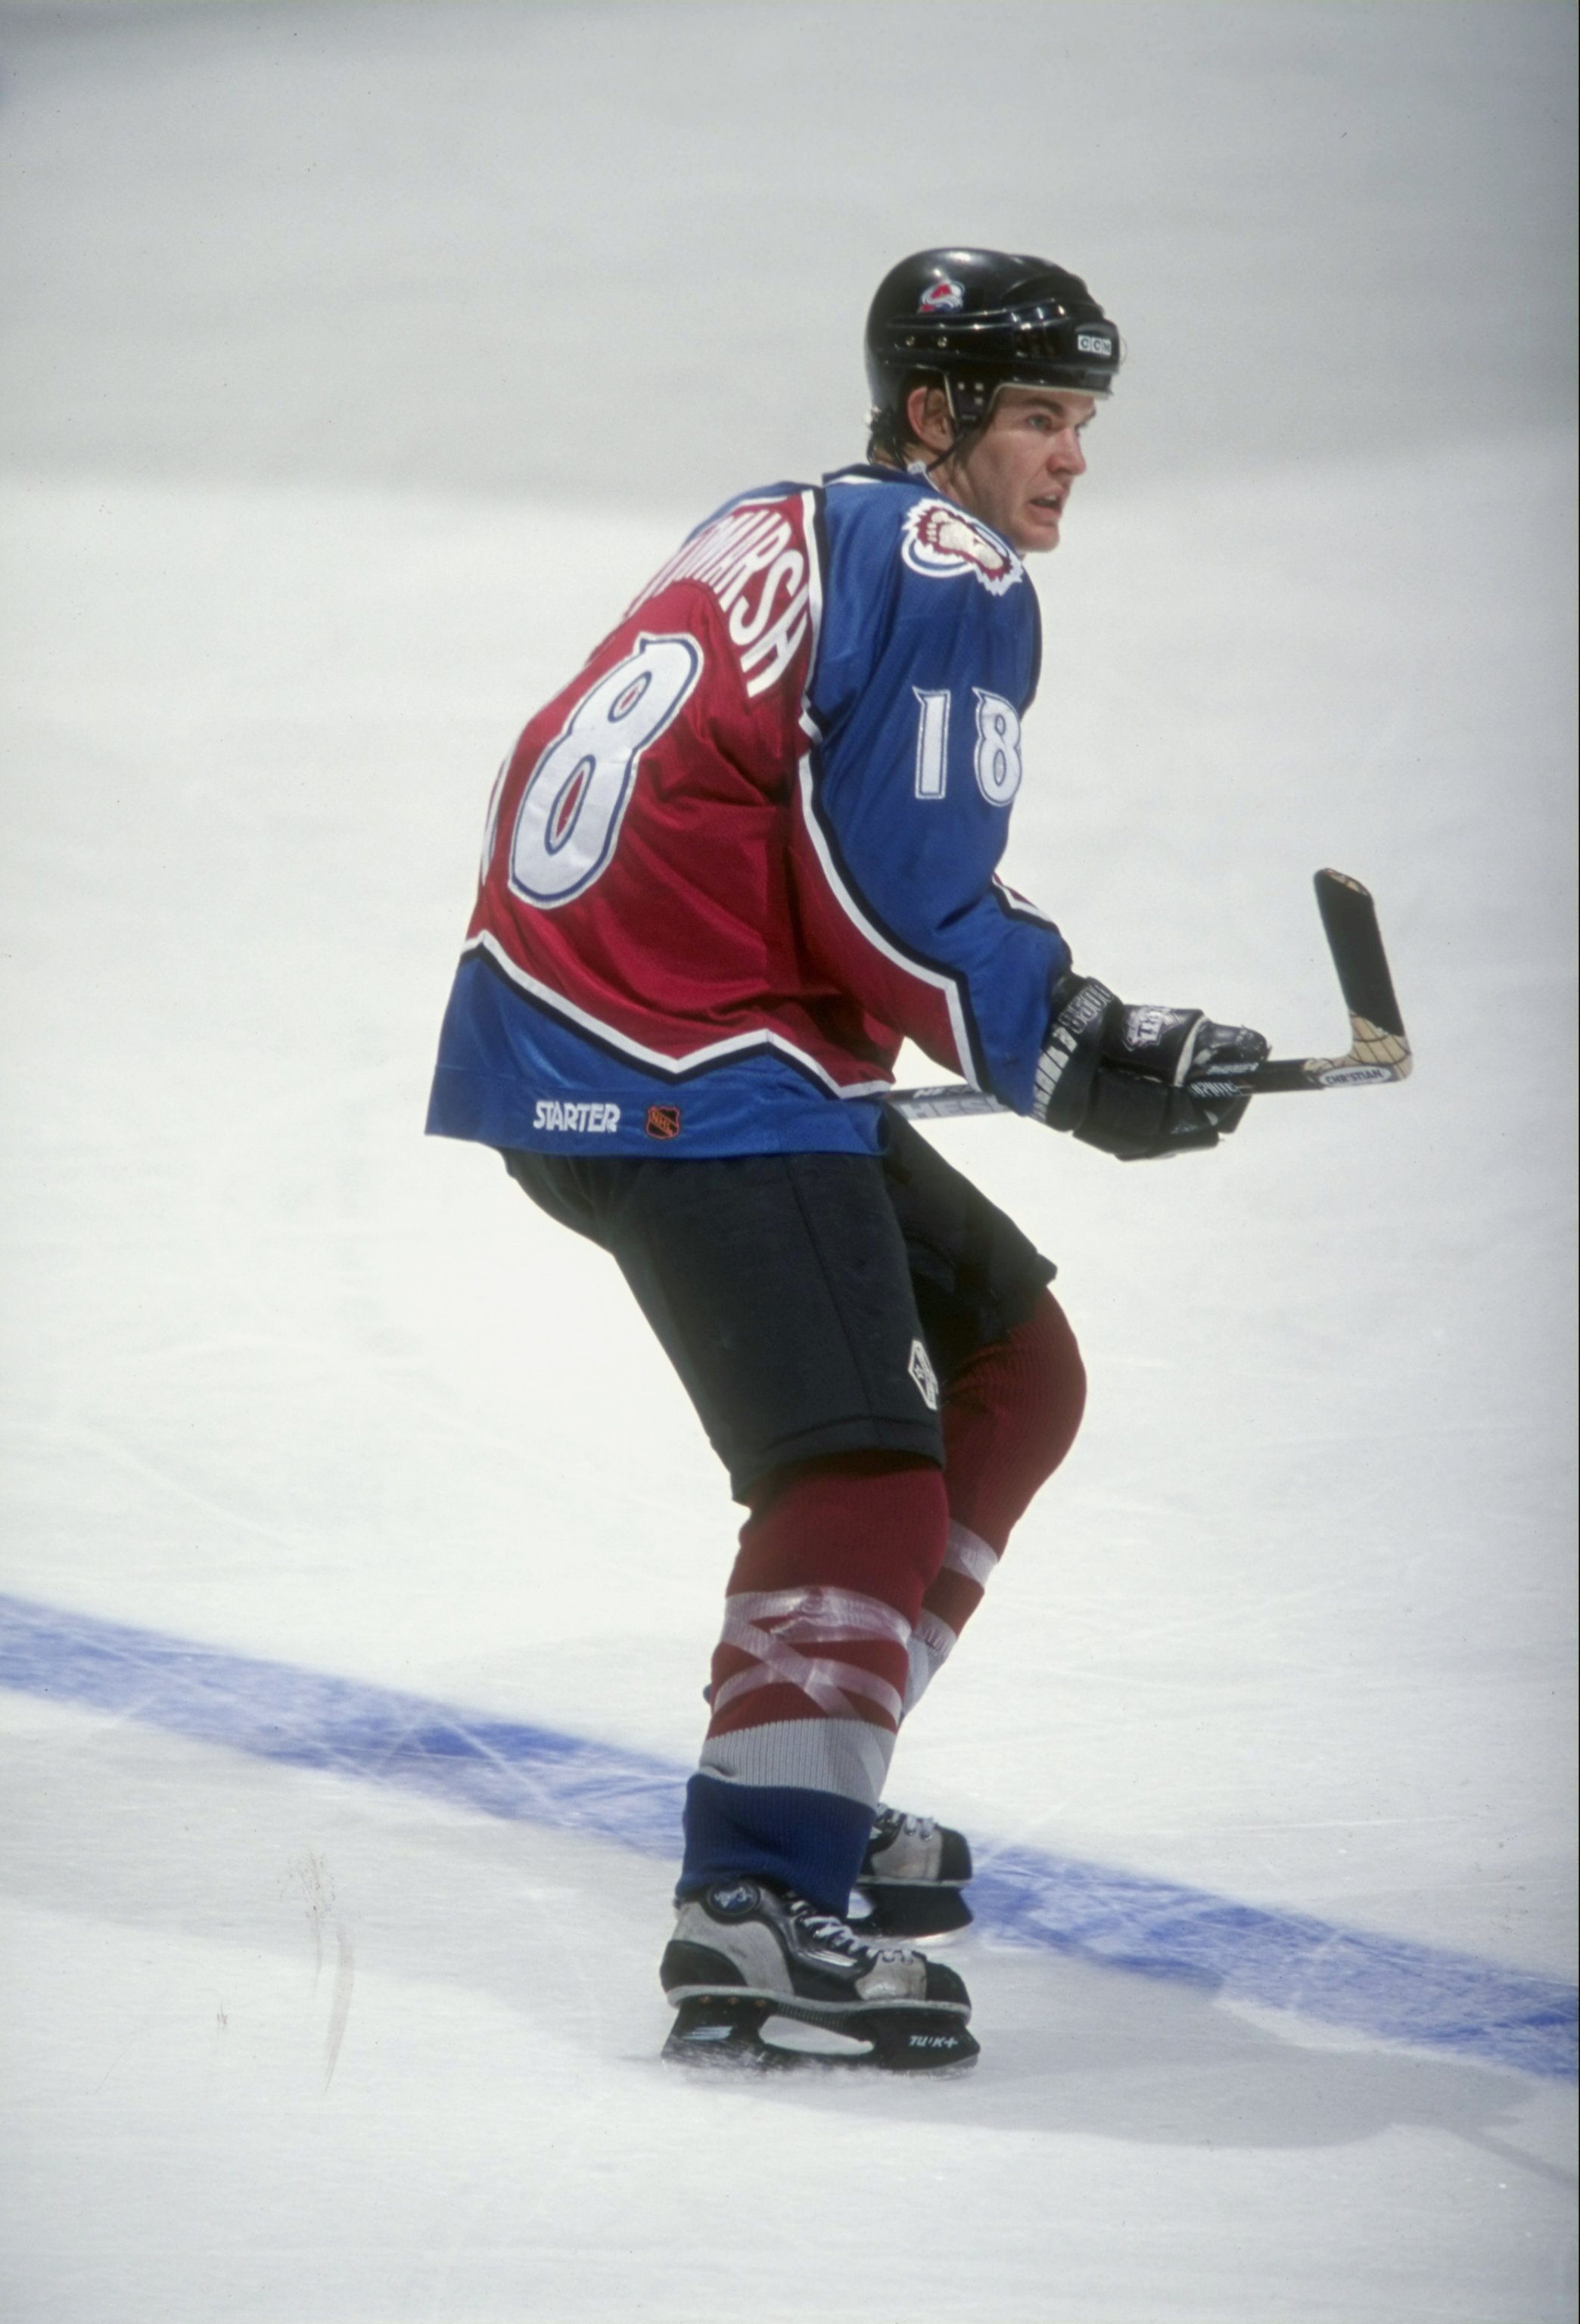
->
[851, 1804, 975, 1937]
[660, 1876, 978, 2073]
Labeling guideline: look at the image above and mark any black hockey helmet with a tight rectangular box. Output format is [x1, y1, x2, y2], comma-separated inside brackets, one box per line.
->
[864, 247, 1121, 453]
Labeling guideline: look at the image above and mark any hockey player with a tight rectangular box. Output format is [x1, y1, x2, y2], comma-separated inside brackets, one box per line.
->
[427, 249, 1267, 2071]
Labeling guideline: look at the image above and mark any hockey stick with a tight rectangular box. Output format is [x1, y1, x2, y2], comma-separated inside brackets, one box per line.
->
[889, 868, 1412, 1123]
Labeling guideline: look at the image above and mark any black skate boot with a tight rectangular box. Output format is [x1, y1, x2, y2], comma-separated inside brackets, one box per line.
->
[851, 1805, 974, 1938]
[660, 1876, 978, 2073]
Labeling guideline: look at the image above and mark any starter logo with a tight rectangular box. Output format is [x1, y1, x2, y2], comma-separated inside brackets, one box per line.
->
[917, 277, 965, 314]
[532, 1099, 620, 1133]
[900, 501, 1023, 596]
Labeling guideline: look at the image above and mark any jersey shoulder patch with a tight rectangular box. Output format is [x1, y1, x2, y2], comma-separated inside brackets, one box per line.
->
[900, 499, 1024, 596]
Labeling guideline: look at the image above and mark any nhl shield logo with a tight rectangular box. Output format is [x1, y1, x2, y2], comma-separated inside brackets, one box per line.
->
[917, 277, 965, 315]
[900, 500, 1024, 596]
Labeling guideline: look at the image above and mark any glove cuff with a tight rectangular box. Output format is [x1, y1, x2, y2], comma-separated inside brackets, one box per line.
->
[1032, 974, 1116, 1129]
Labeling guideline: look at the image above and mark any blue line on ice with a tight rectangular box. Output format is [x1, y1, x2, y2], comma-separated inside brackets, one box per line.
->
[2, 1589, 1572, 2082]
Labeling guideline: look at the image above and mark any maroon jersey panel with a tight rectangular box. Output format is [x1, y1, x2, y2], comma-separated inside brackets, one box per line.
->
[467, 488, 903, 1093]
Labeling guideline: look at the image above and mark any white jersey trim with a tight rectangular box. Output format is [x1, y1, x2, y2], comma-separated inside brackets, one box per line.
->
[992, 872, 1059, 930]
[797, 480, 981, 1086]
[465, 929, 893, 1100]
[792, 756, 980, 1087]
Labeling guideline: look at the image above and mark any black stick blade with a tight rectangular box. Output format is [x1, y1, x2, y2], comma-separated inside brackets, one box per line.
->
[1314, 868, 1407, 1039]
[888, 866, 1413, 1113]
[1248, 868, 1411, 1089]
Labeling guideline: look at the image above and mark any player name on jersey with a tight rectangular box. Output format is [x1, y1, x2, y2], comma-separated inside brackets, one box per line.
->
[628, 499, 813, 698]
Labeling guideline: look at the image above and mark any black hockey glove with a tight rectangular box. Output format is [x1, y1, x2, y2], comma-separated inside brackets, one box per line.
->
[1031, 974, 1268, 1160]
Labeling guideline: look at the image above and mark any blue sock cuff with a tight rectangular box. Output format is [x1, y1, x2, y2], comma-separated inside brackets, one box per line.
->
[680, 1773, 874, 1916]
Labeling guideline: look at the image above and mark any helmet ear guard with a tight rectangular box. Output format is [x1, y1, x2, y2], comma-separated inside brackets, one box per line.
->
[864, 247, 1121, 455]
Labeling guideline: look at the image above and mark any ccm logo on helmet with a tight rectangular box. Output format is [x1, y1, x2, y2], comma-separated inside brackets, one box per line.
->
[1076, 332, 1112, 356]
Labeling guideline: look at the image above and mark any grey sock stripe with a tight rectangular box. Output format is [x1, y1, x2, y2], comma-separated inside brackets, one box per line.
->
[901, 1620, 959, 1717]
[914, 1608, 959, 1658]
[698, 1717, 896, 1806]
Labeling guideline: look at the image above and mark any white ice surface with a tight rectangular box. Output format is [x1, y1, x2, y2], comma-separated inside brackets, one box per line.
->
[2, 5, 1576, 2320]
[2, 441, 1574, 2324]
[3, 1689, 1575, 2324]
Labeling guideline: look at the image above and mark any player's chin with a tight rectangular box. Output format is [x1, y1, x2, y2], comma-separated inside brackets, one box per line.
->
[1017, 505, 1063, 553]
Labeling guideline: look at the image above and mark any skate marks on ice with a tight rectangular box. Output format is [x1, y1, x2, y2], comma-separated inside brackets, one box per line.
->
[2, 1678, 1569, 2208]
[2, 1591, 1573, 2086]
[282, 1847, 356, 2087]
[963, 1847, 1578, 2083]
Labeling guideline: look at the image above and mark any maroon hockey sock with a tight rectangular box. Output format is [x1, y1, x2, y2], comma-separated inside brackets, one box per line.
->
[916, 1292, 1087, 1663]
[686, 1453, 949, 1910]
[704, 1452, 950, 1745]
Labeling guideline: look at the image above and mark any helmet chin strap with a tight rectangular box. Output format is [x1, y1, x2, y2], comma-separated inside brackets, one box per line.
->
[886, 381, 991, 482]
[910, 440, 964, 486]
[907, 447, 972, 508]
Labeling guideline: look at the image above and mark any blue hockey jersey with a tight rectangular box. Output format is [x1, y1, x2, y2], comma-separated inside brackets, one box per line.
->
[426, 463, 1071, 1157]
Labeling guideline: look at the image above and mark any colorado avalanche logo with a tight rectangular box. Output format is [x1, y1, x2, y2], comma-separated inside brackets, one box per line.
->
[917, 278, 965, 314]
[900, 501, 1024, 595]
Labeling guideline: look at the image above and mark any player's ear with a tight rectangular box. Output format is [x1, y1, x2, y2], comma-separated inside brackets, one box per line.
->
[905, 382, 956, 461]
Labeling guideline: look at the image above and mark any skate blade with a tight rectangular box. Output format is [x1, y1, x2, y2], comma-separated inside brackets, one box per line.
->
[663, 1996, 979, 2076]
